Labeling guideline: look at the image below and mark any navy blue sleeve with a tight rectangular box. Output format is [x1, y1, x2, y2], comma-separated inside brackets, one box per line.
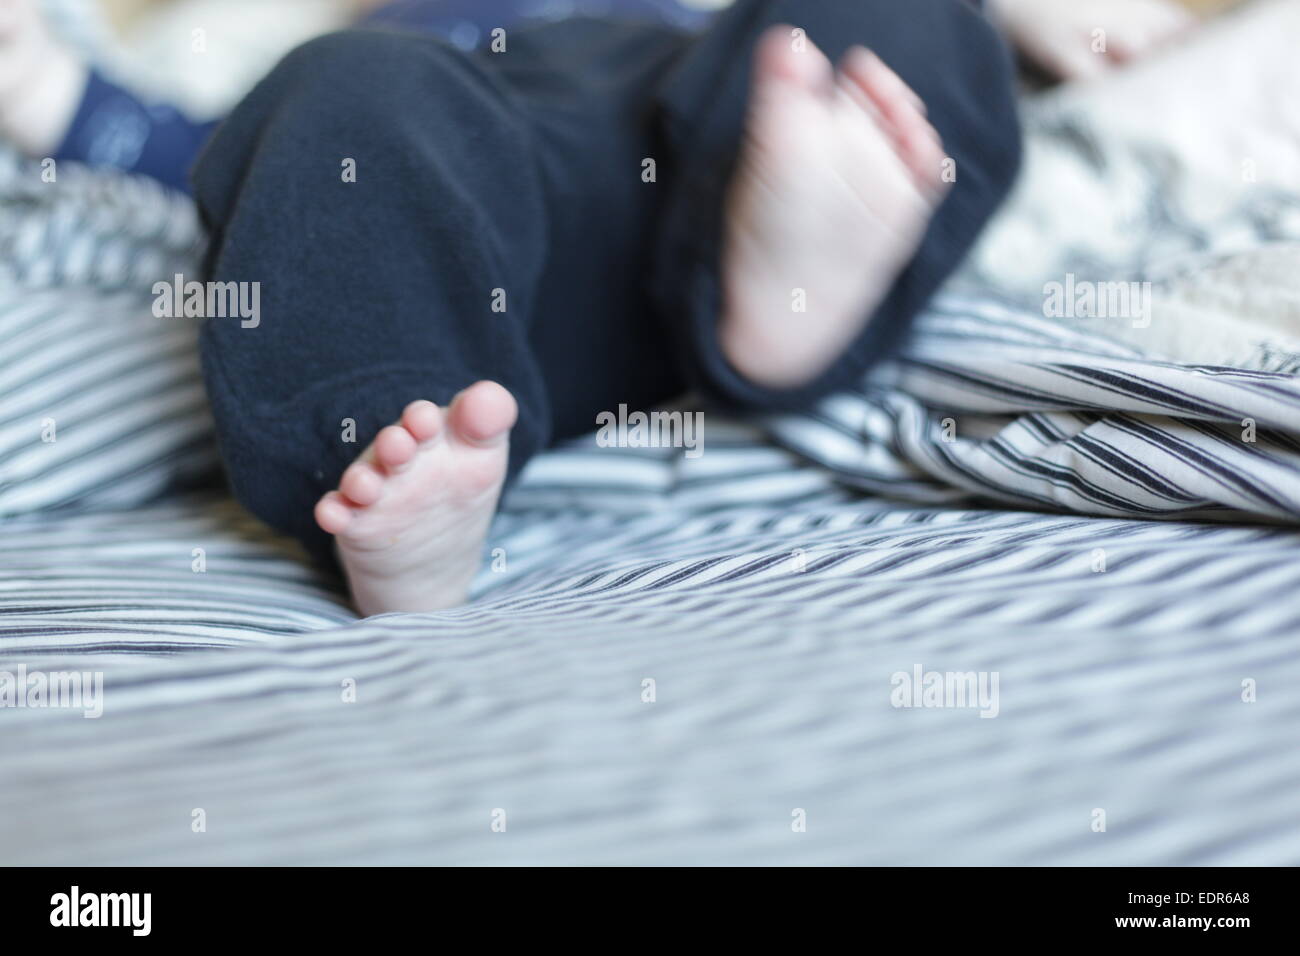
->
[54, 68, 218, 195]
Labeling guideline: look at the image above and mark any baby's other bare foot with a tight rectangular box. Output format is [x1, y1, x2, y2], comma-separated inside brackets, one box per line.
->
[314, 381, 515, 616]
[719, 25, 949, 390]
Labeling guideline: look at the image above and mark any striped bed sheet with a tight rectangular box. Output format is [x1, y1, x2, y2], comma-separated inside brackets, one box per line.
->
[3, 433, 1300, 865]
[769, 293, 1300, 523]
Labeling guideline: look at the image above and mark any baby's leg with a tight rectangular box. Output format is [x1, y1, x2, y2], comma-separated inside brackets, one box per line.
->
[196, 31, 552, 615]
[652, 0, 1023, 407]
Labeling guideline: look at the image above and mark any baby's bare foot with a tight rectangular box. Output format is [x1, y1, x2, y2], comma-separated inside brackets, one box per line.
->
[314, 381, 516, 616]
[719, 25, 950, 390]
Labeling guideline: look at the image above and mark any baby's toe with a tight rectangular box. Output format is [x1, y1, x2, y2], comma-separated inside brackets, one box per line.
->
[340, 461, 385, 506]
[839, 47, 946, 197]
[373, 424, 418, 470]
[449, 381, 518, 446]
[314, 491, 354, 535]
[840, 46, 924, 121]
[754, 24, 834, 93]
[402, 400, 442, 443]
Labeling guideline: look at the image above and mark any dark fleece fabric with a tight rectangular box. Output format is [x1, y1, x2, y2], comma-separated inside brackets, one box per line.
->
[193, 0, 1022, 562]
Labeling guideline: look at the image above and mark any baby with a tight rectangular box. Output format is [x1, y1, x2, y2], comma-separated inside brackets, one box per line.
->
[0, 0, 1197, 616]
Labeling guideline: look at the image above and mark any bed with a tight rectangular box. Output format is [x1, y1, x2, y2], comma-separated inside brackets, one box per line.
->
[2, 0, 1299, 865]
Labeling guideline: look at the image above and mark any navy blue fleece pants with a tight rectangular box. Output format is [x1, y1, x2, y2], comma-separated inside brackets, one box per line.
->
[194, 0, 1021, 561]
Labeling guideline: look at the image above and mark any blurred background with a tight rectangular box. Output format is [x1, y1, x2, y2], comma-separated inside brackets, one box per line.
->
[77, 0, 733, 119]
[76, 0, 1240, 120]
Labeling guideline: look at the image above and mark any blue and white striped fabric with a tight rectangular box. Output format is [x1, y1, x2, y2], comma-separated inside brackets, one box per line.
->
[4, 479, 1300, 864]
[770, 294, 1300, 524]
